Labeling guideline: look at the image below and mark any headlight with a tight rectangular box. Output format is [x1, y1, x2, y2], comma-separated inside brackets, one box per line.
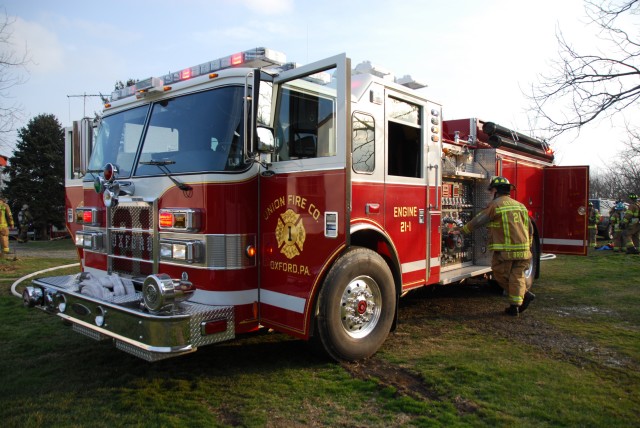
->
[159, 239, 203, 263]
[173, 243, 187, 260]
[75, 231, 104, 251]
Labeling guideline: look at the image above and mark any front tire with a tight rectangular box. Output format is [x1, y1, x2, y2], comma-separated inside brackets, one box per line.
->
[315, 247, 395, 361]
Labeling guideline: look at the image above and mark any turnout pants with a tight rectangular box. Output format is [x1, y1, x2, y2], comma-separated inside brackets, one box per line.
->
[491, 252, 529, 307]
[624, 223, 640, 249]
[588, 226, 598, 247]
[612, 231, 624, 252]
[0, 227, 9, 254]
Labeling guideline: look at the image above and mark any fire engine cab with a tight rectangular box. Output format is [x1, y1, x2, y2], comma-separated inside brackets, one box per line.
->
[23, 48, 588, 362]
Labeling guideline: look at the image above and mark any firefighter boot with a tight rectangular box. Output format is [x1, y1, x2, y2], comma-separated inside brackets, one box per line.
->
[504, 305, 519, 317]
[519, 291, 536, 313]
[626, 247, 640, 255]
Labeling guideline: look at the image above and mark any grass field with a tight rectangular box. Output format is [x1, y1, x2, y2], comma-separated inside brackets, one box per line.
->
[1, 243, 638, 427]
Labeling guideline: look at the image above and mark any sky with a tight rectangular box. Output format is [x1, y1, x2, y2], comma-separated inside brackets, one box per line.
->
[1, 0, 636, 170]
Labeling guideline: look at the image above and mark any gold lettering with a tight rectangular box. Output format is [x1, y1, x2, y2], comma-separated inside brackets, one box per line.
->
[287, 194, 307, 209]
[308, 203, 321, 221]
[264, 196, 286, 221]
[269, 260, 311, 276]
[394, 206, 417, 217]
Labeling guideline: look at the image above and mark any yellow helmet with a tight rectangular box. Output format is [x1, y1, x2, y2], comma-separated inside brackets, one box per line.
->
[488, 176, 514, 192]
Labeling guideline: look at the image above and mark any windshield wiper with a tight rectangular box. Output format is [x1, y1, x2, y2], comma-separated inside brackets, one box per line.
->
[139, 159, 193, 191]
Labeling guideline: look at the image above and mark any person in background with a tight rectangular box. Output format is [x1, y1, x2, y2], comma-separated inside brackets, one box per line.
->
[587, 202, 601, 249]
[622, 193, 640, 254]
[0, 195, 15, 256]
[609, 201, 626, 253]
[17, 204, 33, 243]
[452, 176, 535, 316]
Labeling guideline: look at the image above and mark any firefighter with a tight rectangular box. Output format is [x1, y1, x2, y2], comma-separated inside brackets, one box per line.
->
[0, 195, 15, 256]
[622, 193, 640, 254]
[587, 202, 601, 249]
[609, 201, 626, 253]
[453, 176, 535, 316]
[17, 204, 33, 243]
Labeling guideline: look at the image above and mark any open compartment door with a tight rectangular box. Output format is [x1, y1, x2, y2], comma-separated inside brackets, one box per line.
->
[542, 166, 589, 255]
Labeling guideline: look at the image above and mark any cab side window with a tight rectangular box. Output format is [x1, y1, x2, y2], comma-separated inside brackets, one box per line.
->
[273, 83, 336, 162]
[352, 112, 375, 173]
[387, 97, 422, 178]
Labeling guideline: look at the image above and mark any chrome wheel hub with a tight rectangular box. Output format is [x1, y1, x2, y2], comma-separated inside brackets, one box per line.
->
[340, 275, 382, 338]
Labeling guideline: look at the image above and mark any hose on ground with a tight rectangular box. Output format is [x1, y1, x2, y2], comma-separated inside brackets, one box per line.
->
[11, 263, 80, 299]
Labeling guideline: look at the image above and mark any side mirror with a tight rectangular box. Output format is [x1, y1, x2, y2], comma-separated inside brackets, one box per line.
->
[257, 126, 275, 153]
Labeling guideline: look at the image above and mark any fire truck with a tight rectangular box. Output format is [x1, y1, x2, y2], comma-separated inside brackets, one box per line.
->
[22, 48, 588, 362]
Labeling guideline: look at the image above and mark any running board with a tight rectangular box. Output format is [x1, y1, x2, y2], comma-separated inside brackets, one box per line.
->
[439, 265, 491, 285]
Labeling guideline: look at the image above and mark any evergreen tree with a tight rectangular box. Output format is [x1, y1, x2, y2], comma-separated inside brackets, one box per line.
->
[4, 114, 64, 239]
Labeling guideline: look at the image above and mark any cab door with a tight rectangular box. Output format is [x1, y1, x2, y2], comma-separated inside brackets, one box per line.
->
[542, 166, 589, 255]
[383, 91, 430, 290]
[258, 54, 350, 337]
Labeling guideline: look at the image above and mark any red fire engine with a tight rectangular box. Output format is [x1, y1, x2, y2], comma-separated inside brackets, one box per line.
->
[23, 48, 588, 361]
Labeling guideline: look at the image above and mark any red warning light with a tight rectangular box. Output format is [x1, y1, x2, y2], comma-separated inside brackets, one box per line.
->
[103, 163, 114, 181]
[231, 53, 244, 66]
[180, 68, 192, 80]
[83, 210, 94, 224]
[159, 211, 174, 228]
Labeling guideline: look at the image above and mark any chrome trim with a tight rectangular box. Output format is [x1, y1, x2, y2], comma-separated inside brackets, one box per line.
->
[30, 274, 235, 361]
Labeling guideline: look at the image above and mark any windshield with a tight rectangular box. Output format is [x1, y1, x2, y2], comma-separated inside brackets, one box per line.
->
[136, 85, 246, 175]
[88, 105, 149, 178]
[87, 85, 248, 178]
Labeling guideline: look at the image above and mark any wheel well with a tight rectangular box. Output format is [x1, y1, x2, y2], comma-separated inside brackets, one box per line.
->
[309, 227, 402, 338]
[350, 229, 402, 294]
[350, 228, 402, 331]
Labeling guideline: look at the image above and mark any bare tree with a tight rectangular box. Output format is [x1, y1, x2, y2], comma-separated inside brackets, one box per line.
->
[0, 11, 29, 151]
[528, 0, 640, 139]
[590, 124, 640, 199]
[590, 169, 619, 198]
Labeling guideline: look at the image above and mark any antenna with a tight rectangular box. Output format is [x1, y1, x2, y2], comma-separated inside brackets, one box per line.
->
[67, 93, 104, 119]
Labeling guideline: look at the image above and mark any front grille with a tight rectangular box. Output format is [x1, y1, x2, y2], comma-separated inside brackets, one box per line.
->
[104, 200, 254, 274]
[109, 201, 156, 276]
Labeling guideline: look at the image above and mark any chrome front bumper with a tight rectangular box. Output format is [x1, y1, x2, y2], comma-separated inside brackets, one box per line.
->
[25, 275, 235, 361]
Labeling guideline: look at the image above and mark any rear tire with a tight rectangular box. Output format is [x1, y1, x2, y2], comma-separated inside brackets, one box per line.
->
[315, 247, 395, 361]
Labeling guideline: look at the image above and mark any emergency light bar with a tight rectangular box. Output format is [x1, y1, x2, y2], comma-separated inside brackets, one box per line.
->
[110, 47, 286, 101]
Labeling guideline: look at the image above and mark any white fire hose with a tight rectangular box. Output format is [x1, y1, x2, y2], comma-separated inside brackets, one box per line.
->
[10, 263, 80, 299]
[11, 254, 557, 299]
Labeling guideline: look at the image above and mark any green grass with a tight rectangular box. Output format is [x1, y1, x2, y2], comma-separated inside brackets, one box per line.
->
[1, 244, 639, 427]
[1, 238, 78, 281]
